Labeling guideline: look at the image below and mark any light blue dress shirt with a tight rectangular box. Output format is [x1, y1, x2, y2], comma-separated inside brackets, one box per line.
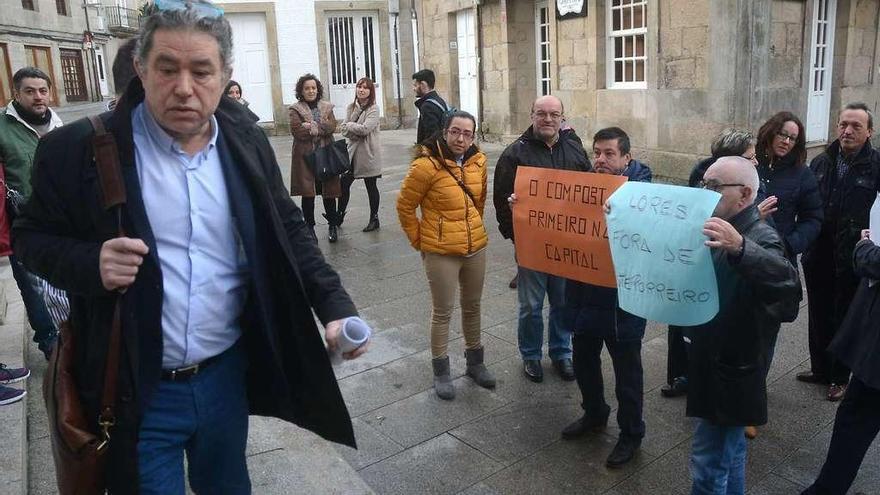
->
[132, 103, 250, 369]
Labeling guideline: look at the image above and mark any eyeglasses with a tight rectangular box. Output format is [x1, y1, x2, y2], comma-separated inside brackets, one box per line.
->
[446, 128, 474, 140]
[741, 152, 757, 163]
[700, 180, 745, 192]
[776, 131, 797, 143]
[153, 0, 224, 18]
[532, 111, 563, 121]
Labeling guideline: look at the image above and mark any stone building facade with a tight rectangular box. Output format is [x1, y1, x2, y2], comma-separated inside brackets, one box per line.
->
[416, 0, 880, 180]
[0, 0, 141, 108]
[216, 0, 421, 132]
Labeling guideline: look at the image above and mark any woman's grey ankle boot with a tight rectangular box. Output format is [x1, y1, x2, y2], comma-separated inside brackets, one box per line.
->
[432, 356, 455, 400]
[465, 347, 496, 389]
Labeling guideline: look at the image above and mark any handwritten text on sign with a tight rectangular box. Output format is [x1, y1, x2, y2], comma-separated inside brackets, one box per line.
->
[606, 182, 721, 326]
[513, 167, 627, 287]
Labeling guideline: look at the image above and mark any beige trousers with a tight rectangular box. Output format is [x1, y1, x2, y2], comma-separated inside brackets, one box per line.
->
[422, 249, 487, 358]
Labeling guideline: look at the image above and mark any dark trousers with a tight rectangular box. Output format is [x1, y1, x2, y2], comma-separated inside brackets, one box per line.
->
[803, 260, 855, 384]
[572, 333, 645, 439]
[338, 174, 380, 219]
[666, 325, 689, 384]
[300, 196, 337, 226]
[802, 377, 880, 495]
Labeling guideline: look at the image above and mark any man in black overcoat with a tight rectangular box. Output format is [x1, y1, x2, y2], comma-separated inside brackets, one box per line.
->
[13, 3, 367, 492]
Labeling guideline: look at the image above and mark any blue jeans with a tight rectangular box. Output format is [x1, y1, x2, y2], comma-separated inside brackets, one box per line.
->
[516, 266, 570, 361]
[8, 255, 56, 346]
[138, 343, 251, 494]
[690, 419, 747, 495]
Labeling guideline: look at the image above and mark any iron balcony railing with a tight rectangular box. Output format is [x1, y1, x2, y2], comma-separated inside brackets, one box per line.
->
[105, 5, 140, 32]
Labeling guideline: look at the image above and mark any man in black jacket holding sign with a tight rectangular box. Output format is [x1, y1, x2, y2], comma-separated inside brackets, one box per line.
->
[686, 157, 801, 493]
[493, 95, 591, 383]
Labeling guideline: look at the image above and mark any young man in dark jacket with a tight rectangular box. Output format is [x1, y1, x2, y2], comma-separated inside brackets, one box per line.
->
[13, 5, 367, 492]
[799, 102, 880, 402]
[412, 69, 448, 144]
[493, 95, 591, 383]
[561, 127, 652, 468]
[685, 157, 801, 493]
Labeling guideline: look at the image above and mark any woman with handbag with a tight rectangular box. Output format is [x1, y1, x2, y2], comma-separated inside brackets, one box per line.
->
[289, 73, 343, 242]
[396, 111, 495, 400]
[338, 77, 383, 232]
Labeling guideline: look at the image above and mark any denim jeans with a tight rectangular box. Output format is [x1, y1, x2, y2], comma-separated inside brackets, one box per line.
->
[8, 255, 56, 346]
[138, 343, 250, 494]
[690, 419, 747, 495]
[516, 266, 570, 361]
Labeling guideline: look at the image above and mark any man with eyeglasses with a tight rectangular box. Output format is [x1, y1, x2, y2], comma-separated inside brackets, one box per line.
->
[685, 157, 801, 493]
[13, 1, 366, 492]
[800, 102, 880, 402]
[493, 95, 590, 383]
[561, 127, 652, 468]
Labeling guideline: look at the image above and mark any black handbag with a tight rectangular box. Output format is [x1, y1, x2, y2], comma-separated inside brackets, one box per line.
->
[305, 139, 351, 182]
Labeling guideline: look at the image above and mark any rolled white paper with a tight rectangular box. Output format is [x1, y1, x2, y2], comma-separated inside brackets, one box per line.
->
[330, 316, 372, 365]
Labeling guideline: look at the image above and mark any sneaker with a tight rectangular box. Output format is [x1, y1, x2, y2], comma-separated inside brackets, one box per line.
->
[0, 364, 30, 384]
[827, 383, 848, 402]
[0, 384, 26, 405]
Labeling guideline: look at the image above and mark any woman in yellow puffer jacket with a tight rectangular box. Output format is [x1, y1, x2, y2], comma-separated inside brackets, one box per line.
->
[397, 111, 495, 400]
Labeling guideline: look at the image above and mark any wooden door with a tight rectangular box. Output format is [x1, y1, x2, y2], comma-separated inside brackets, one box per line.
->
[60, 49, 88, 102]
[24, 46, 58, 104]
[0, 44, 13, 107]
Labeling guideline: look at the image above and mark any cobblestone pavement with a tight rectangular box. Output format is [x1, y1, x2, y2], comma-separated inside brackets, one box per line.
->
[20, 119, 880, 494]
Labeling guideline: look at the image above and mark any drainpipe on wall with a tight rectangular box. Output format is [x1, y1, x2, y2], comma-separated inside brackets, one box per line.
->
[474, 0, 484, 139]
[411, 5, 420, 73]
[392, 12, 403, 129]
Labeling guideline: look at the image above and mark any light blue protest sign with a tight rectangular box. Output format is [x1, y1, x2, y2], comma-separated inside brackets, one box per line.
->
[606, 182, 721, 326]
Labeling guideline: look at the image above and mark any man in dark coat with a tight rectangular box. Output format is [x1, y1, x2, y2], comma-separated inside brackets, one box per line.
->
[493, 95, 591, 383]
[685, 157, 801, 493]
[412, 69, 448, 144]
[560, 127, 652, 468]
[800, 102, 880, 401]
[13, 4, 366, 493]
[802, 229, 880, 494]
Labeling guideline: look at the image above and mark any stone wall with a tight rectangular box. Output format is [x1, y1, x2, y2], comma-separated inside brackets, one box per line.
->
[414, 0, 880, 180]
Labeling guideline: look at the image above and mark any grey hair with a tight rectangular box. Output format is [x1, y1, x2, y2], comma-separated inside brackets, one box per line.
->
[136, 1, 233, 76]
[711, 129, 756, 158]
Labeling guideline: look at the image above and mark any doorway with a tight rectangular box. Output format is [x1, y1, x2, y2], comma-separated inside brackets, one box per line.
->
[325, 11, 384, 120]
[456, 8, 479, 125]
[805, 0, 837, 143]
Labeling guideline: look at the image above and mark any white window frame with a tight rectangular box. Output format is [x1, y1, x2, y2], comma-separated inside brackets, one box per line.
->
[606, 0, 647, 89]
[535, 1, 551, 96]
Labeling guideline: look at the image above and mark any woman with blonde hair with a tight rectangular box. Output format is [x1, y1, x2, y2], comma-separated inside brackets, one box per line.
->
[397, 111, 495, 400]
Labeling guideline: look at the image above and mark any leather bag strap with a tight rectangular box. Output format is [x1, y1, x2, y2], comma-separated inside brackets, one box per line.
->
[86, 114, 126, 441]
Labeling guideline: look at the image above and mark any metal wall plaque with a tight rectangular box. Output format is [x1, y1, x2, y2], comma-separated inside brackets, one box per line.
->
[556, 0, 587, 20]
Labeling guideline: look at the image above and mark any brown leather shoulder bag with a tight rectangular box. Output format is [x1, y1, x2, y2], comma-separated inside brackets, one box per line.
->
[44, 114, 127, 494]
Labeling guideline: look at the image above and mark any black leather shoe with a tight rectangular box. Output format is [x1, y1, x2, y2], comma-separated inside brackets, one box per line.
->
[606, 436, 640, 468]
[561, 412, 610, 439]
[553, 358, 576, 381]
[523, 360, 543, 383]
[796, 371, 829, 384]
[328, 224, 338, 243]
[362, 217, 380, 232]
[660, 376, 688, 398]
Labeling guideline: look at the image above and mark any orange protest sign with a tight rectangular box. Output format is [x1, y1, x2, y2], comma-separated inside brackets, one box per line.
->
[512, 166, 627, 287]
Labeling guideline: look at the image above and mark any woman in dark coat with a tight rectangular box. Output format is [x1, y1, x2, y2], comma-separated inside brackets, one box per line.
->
[754, 112, 823, 261]
[802, 229, 880, 495]
[753, 112, 821, 363]
[289, 73, 342, 242]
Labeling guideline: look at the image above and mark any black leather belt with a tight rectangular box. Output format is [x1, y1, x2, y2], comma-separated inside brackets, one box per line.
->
[161, 354, 220, 382]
